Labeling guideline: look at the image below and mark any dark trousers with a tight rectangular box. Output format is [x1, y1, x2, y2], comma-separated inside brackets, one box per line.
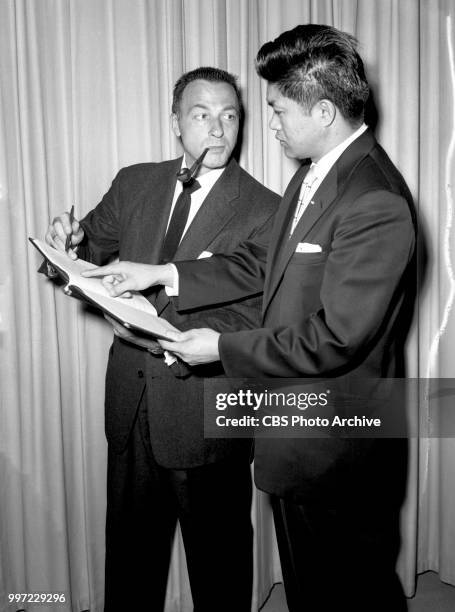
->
[104, 401, 253, 612]
[271, 442, 408, 611]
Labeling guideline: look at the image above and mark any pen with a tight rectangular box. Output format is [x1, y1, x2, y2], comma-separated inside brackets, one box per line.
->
[65, 205, 75, 252]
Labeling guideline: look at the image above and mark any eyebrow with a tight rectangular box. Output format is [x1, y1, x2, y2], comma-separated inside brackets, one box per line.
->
[190, 103, 239, 112]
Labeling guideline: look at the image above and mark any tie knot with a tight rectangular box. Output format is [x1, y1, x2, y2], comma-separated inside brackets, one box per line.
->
[182, 178, 201, 194]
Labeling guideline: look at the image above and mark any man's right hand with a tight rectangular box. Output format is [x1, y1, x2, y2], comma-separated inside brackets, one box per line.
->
[45, 212, 84, 260]
[81, 262, 175, 296]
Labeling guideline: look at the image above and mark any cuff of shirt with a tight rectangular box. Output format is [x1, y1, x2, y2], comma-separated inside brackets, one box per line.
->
[164, 263, 179, 296]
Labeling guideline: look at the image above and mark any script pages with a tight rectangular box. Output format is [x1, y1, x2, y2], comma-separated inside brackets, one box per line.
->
[30, 238, 178, 339]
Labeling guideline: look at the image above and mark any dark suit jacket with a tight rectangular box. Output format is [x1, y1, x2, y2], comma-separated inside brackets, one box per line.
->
[78, 157, 279, 468]
[175, 129, 417, 501]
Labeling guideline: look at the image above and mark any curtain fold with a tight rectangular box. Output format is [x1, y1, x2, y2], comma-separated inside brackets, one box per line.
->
[1, 1, 454, 610]
[416, 0, 455, 584]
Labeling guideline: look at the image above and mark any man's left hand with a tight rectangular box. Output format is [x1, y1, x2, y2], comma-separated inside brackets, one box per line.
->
[159, 328, 220, 365]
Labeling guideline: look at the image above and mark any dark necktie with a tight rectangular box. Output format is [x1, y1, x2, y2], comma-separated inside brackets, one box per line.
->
[160, 179, 201, 263]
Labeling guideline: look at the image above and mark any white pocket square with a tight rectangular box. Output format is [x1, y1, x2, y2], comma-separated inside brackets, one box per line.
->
[296, 242, 322, 253]
[198, 250, 213, 259]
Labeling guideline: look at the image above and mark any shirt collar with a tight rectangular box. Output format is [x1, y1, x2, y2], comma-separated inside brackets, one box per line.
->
[311, 123, 368, 181]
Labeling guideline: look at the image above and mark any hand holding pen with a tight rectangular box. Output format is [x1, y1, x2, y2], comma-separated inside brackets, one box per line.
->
[45, 204, 85, 259]
[64, 205, 75, 251]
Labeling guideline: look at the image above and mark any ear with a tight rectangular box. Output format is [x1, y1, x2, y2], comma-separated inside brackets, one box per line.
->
[315, 99, 336, 127]
[171, 113, 181, 138]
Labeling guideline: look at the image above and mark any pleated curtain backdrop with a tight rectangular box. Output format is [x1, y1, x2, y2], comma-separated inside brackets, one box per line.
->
[0, 1, 454, 610]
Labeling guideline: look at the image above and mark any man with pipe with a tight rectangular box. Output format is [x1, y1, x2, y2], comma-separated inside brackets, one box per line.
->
[85, 25, 417, 611]
[46, 67, 279, 611]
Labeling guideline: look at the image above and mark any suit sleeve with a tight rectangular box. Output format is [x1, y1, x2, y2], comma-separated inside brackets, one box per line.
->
[175, 295, 263, 333]
[174, 215, 272, 311]
[173, 211, 276, 332]
[218, 190, 416, 377]
[77, 171, 122, 264]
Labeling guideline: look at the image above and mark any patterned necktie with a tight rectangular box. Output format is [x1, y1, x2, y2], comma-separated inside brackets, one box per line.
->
[160, 179, 201, 263]
[289, 163, 318, 236]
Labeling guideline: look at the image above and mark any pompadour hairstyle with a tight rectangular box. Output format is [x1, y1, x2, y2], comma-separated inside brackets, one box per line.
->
[255, 24, 369, 124]
[172, 67, 242, 116]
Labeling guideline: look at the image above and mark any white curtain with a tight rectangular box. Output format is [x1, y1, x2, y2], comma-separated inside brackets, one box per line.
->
[0, 1, 454, 610]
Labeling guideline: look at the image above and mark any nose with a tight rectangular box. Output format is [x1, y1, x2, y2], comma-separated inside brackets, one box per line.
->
[209, 117, 224, 138]
[269, 112, 281, 131]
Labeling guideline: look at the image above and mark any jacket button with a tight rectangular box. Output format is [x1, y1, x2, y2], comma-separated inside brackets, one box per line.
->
[137, 369, 144, 378]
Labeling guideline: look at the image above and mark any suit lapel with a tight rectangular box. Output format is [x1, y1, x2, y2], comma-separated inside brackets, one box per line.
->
[262, 163, 308, 302]
[155, 159, 242, 315]
[131, 158, 182, 264]
[173, 159, 240, 261]
[262, 129, 377, 316]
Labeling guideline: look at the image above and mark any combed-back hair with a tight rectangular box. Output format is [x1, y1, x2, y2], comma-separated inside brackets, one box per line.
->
[172, 67, 242, 116]
[255, 24, 369, 124]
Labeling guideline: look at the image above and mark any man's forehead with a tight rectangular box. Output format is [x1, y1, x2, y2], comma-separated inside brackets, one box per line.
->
[181, 79, 238, 107]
